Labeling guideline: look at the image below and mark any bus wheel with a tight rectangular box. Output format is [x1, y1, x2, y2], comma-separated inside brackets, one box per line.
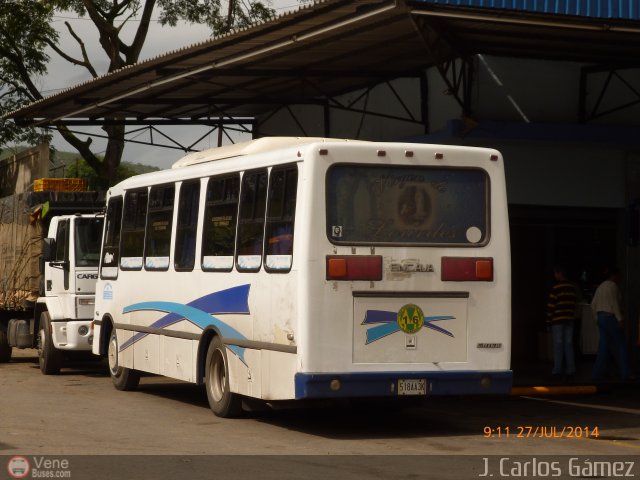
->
[38, 312, 63, 375]
[108, 331, 140, 391]
[0, 330, 12, 363]
[205, 336, 242, 418]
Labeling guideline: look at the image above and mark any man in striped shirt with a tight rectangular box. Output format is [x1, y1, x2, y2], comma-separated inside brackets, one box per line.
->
[547, 266, 577, 382]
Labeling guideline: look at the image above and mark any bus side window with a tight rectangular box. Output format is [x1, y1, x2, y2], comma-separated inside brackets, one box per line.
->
[265, 165, 297, 272]
[237, 169, 268, 272]
[145, 184, 175, 270]
[202, 174, 240, 271]
[101, 196, 122, 279]
[121, 189, 148, 270]
[175, 181, 200, 271]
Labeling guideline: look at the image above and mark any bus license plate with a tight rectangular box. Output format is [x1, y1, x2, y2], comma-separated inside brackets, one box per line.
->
[398, 379, 426, 396]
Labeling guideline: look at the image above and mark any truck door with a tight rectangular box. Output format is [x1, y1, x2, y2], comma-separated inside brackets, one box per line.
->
[47, 219, 70, 294]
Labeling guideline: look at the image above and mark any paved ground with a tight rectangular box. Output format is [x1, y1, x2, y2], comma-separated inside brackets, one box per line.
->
[1, 349, 639, 479]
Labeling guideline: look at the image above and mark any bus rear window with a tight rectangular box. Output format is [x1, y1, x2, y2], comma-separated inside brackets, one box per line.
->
[326, 165, 489, 245]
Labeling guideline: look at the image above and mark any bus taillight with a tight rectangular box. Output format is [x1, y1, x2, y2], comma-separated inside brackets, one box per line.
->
[441, 257, 494, 282]
[326, 255, 383, 281]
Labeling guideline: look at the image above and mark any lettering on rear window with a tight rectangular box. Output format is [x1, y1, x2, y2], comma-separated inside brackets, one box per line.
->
[326, 165, 489, 245]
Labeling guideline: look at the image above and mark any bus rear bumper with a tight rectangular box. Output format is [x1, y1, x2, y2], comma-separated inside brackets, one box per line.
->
[294, 370, 513, 399]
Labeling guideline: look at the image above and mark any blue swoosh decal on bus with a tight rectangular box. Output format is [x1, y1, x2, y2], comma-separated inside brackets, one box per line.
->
[363, 310, 455, 344]
[119, 285, 250, 362]
[130, 284, 250, 333]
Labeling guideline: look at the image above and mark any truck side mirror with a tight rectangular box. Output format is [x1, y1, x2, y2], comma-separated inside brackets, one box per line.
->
[43, 238, 56, 262]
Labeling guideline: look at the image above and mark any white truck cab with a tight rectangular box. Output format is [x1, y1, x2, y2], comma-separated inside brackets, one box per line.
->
[6, 213, 103, 374]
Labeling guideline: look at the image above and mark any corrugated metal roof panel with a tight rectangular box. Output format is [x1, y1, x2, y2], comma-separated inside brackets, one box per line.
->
[6, 0, 640, 127]
[413, 0, 640, 20]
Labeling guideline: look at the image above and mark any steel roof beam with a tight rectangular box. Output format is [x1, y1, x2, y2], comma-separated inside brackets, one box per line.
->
[23, 118, 256, 126]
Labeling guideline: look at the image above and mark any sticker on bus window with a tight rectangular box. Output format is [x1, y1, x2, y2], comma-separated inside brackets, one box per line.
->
[120, 257, 143, 269]
[266, 255, 292, 270]
[466, 226, 482, 244]
[238, 255, 261, 270]
[331, 226, 343, 238]
[101, 267, 118, 279]
[145, 257, 170, 270]
[202, 256, 234, 270]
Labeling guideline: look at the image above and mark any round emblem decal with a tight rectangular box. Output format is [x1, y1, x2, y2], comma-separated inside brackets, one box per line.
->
[397, 304, 424, 334]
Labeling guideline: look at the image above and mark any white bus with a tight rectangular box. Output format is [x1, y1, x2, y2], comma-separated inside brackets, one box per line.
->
[92, 137, 511, 417]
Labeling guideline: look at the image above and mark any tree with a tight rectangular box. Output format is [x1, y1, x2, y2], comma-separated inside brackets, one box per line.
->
[0, 2, 55, 150]
[65, 155, 160, 189]
[0, 0, 275, 188]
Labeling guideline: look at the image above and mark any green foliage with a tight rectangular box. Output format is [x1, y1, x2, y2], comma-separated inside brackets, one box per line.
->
[0, 1, 56, 146]
[0, 2, 55, 77]
[158, 0, 275, 32]
[62, 155, 159, 190]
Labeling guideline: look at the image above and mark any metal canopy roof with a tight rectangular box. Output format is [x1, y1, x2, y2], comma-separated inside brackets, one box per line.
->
[8, 0, 640, 127]
[415, 0, 640, 20]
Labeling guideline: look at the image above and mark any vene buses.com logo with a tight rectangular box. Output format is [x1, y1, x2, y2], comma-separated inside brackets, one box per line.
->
[7, 456, 30, 479]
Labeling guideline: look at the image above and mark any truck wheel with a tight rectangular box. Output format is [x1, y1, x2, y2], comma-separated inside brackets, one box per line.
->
[205, 336, 242, 417]
[108, 332, 140, 391]
[0, 330, 12, 363]
[38, 312, 63, 374]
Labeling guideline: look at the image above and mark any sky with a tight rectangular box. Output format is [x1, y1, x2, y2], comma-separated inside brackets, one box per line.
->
[44, 1, 301, 170]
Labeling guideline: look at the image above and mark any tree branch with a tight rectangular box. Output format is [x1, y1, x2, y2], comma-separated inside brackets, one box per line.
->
[128, 0, 156, 62]
[54, 122, 104, 174]
[0, 46, 44, 102]
[81, 0, 109, 30]
[0, 79, 34, 102]
[82, 0, 124, 70]
[64, 21, 99, 78]
[45, 35, 98, 79]
[45, 38, 82, 66]
[114, 10, 136, 57]
[0, 89, 18, 101]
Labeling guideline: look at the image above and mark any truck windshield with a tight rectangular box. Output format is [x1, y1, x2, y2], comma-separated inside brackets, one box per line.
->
[326, 165, 489, 245]
[75, 217, 104, 267]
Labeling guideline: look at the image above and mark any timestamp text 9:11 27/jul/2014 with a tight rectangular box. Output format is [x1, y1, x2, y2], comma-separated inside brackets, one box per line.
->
[483, 426, 599, 439]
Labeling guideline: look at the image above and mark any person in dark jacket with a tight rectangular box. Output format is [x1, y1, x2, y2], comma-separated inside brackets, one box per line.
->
[547, 265, 577, 382]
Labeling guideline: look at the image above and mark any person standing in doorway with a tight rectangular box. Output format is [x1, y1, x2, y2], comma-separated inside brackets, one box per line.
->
[591, 266, 633, 381]
[546, 265, 577, 383]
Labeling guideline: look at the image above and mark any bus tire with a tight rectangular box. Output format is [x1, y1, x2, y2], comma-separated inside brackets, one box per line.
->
[108, 331, 140, 391]
[38, 312, 63, 375]
[205, 336, 242, 418]
[0, 330, 11, 363]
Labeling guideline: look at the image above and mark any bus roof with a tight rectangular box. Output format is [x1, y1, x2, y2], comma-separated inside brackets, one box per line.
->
[171, 137, 359, 169]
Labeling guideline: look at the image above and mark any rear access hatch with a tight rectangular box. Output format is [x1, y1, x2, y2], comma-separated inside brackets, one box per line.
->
[353, 292, 468, 364]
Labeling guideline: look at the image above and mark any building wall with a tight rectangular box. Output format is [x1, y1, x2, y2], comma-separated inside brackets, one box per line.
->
[260, 57, 634, 209]
[463, 141, 625, 208]
[471, 56, 640, 127]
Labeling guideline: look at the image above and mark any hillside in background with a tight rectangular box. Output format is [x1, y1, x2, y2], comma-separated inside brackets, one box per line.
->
[53, 150, 159, 175]
[1, 146, 160, 189]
